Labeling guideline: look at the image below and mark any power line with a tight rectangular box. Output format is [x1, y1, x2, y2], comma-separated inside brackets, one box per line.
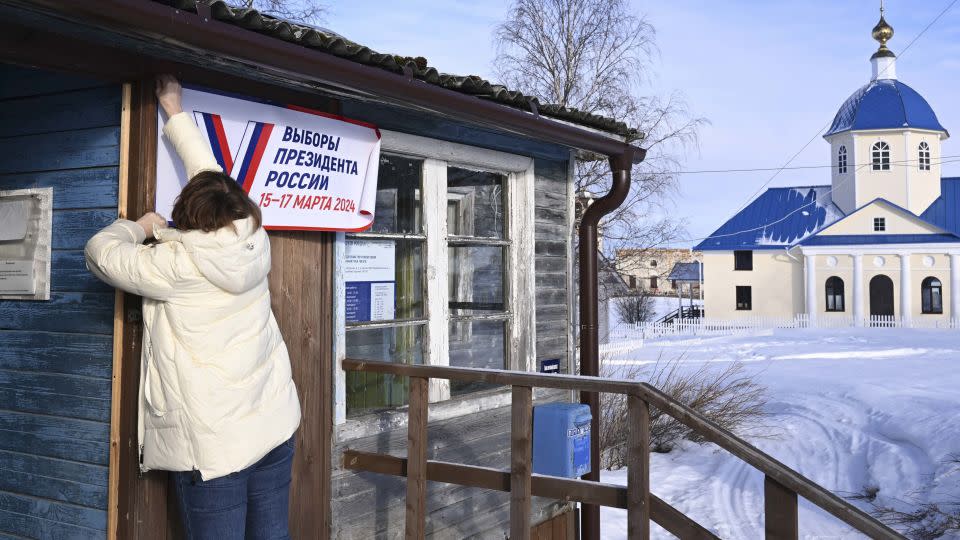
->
[661, 155, 960, 175]
[674, 0, 959, 245]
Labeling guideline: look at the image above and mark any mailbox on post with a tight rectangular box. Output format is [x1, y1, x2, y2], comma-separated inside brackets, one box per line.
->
[532, 403, 591, 478]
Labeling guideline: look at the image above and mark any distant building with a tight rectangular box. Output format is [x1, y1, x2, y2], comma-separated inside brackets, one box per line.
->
[696, 12, 960, 325]
[614, 248, 702, 296]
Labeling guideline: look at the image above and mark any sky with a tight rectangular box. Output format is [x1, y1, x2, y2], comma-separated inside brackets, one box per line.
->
[325, 0, 960, 246]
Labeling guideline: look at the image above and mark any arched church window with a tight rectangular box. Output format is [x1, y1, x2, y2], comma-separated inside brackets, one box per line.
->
[872, 141, 890, 171]
[921, 277, 943, 314]
[838, 146, 848, 174]
[918, 142, 931, 171]
[825, 276, 845, 312]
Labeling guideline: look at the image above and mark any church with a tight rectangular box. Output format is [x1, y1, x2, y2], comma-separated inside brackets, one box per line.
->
[697, 10, 960, 326]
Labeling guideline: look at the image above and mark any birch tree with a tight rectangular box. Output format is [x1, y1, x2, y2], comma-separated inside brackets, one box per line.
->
[239, 0, 326, 24]
[494, 0, 705, 267]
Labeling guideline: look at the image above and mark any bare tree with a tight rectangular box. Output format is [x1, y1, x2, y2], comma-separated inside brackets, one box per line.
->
[613, 292, 654, 325]
[238, 0, 326, 24]
[494, 0, 706, 266]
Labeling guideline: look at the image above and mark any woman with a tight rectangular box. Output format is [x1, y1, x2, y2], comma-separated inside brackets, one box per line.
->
[85, 75, 301, 539]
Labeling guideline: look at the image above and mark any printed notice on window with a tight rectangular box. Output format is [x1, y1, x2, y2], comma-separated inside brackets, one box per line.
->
[0, 260, 35, 295]
[344, 239, 395, 322]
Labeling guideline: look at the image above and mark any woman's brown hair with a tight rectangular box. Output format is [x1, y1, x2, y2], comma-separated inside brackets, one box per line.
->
[171, 171, 262, 232]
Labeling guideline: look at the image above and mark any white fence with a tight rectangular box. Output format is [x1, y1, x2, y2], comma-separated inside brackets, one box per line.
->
[608, 315, 960, 342]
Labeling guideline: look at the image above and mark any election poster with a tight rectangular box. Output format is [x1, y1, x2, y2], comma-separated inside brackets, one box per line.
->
[344, 239, 396, 322]
[156, 86, 381, 231]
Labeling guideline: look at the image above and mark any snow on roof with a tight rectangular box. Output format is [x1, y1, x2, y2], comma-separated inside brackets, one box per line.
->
[824, 79, 947, 138]
[695, 186, 844, 251]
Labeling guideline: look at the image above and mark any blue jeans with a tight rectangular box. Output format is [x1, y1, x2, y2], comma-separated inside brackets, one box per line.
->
[173, 437, 295, 540]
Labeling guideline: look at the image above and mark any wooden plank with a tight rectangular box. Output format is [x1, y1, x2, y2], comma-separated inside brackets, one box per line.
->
[52, 209, 117, 249]
[0, 466, 106, 509]
[627, 395, 650, 540]
[406, 376, 429, 539]
[0, 86, 121, 137]
[0, 430, 108, 466]
[0, 64, 104, 99]
[52, 250, 113, 293]
[0, 410, 108, 442]
[106, 80, 131, 540]
[0, 292, 114, 333]
[0, 167, 119, 209]
[0, 387, 109, 422]
[765, 475, 798, 540]
[0, 127, 119, 174]
[0, 508, 103, 540]
[511, 386, 533, 540]
[0, 331, 112, 378]
[0, 368, 111, 399]
[341, 450, 719, 538]
[0, 491, 106, 531]
[0, 450, 107, 487]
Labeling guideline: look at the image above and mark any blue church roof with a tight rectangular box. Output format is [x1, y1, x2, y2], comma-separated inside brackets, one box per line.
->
[921, 177, 960, 235]
[824, 79, 947, 137]
[694, 186, 844, 251]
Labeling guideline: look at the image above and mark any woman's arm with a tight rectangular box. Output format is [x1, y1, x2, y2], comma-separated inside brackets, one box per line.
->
[156, 74, 224, 179]
[84, 213, 183, 300]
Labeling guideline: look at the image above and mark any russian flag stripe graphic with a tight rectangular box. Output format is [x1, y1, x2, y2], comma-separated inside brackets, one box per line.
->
[195, 112, 234, 172]
[236, 122, 274, 192]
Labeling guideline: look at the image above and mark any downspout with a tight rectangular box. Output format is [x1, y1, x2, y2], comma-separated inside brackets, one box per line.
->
[579, 148, 643, 540]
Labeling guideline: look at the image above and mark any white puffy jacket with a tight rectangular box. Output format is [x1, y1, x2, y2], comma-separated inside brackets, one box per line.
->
[85, 112, 301, 480]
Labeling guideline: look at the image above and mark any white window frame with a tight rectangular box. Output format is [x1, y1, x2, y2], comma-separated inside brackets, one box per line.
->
[871, 141, 890, 171]
[333, 130, 537, 424]
[837, 145, 848, 174]
[918, 141, 931, 171]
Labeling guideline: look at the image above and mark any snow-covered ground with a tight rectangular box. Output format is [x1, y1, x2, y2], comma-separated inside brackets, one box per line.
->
[599, 328, 960, 539]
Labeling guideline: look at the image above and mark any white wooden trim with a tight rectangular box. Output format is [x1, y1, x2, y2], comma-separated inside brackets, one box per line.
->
[380, 129, 533, 172]
[508, 162, 537, 372]
[800, 244, 960, 255]
[333, 232, 347, 424]
[423, 159, 451, 402]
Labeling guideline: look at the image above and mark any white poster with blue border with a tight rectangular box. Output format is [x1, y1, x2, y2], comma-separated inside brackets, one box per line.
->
[345, 239, 395, 322]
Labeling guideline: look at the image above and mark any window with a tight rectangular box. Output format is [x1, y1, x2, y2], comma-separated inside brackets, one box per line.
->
[921, 277, 943, 314]
[874, 217, 886, 232]
[650, 276, 659, 289]
[734, 250, 753, 271]
[825, 276, 845, 312]
[629, 276, 637, 289]
[871, 141, 890, 171]
[340, 134, 536, 419]
[838, 145, 848, 174]
[919, 142, 931, 171]
[736, 286, 752, 311]
[649, 260, 657, 268]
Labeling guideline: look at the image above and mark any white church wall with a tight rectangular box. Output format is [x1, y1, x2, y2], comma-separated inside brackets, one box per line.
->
[818, 200, 944, 236]
[853, 130, 909, 210]
[702, 251, 803, 319]
[828, 132, 857, 214]
[908, 254, 952, 321]
[814, 255, 855, 322]
[907, 131, 943, 215]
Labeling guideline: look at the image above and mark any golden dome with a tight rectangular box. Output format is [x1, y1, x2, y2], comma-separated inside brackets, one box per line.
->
[871, 3, 895, 59]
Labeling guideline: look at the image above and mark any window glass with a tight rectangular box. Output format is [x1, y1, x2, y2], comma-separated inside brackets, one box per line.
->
[838, 145, 847, 174]
[919, 142, 931, 171]
[734, 250, 753, 271]
[448, 245, 506, 315]
[874, 217, 886, 232]
[736, 286, 752, 310]
[826, 276, 845, 312]
[370, 155, 422, 234]
[872, 142, 890, 171]
[921, 277, 943, 314]
[650, 277, 658, 289]
[449, 319, 506, 396]
[447, 167, 506, 238]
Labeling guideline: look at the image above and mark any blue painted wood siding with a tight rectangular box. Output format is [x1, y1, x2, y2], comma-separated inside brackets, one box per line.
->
[0, 64, 119, 539]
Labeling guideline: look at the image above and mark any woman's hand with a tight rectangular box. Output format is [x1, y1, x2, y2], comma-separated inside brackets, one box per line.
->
[136, 212, 168, 240]
[155, 74, 183, 118]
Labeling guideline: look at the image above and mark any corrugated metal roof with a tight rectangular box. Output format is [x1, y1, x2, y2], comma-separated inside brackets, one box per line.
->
[824, 79, 947, 137]
[155, 0, 639, 139]
[694, 186, 844, 251]
[921, 177, 960, 235]
[799, 233, 960, 246]
[667, 261, 702, 281]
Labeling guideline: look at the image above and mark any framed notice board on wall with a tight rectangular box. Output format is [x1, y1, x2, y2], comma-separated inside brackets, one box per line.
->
[0, 187, 52, 300]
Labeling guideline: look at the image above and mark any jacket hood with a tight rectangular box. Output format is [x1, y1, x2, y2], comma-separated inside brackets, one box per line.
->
[156, 217, 271, 294]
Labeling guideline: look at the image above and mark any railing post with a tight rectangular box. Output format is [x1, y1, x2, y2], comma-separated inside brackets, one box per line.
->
[511, 386, 533, 540]
[764, 475, 798, 539]
[406, 376, 429, 540]
[627, 394, 650, 540]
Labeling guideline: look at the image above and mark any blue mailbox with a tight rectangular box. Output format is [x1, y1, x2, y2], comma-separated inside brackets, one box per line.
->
[532, 403, 591, 478]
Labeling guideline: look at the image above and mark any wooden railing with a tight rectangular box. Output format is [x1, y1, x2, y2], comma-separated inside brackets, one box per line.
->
[341, 359, 905, 540]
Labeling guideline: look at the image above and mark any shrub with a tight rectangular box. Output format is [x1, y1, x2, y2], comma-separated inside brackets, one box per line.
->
[613, 292, 655, 325]
[599, 354, 768, 468]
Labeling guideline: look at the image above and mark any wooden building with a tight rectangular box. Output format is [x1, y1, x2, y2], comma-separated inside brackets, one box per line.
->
[0, 1, 642, 538]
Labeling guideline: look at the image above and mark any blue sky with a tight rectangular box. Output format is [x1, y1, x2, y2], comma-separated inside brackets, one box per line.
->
[327, 0, 960, 246]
